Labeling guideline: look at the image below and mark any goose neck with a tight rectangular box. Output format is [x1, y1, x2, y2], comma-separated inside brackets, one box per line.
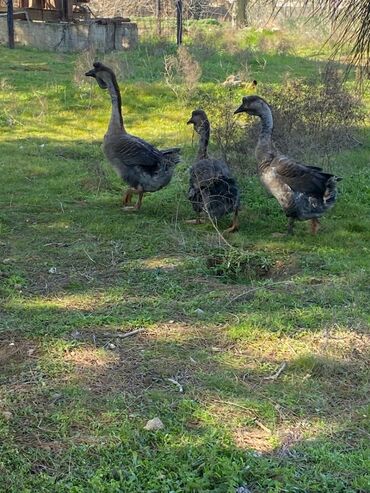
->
[197, 121, 210, 160]
[106, 76, 125, 134]
[256, 106, 273, 162]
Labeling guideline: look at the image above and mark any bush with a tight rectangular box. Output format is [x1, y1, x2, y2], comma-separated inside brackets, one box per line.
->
[164, 46, 202, 99]
[262, 65, 365, 160]
[191, 65, 365, 177]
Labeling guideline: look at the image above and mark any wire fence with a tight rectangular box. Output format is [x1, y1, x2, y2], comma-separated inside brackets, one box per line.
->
[1, 0, 330, 43]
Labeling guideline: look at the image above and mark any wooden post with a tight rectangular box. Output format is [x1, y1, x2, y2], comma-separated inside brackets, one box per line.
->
[65, 0, 73, 21]
[176, 0, 183, 46]
[156, 0, 161, 37]
[55, 0, 63, 20]
[7, 0, 15, 49]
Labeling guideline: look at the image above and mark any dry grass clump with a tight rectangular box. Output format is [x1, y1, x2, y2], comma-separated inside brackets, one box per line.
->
[262, 65, 365, 159]
[164, 45, 202, 98]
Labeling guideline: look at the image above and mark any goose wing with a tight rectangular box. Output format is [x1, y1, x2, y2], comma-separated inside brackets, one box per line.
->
[108, 133, 163, 168]
[191, 159, 231, 188]
[271, 155, 333, 196]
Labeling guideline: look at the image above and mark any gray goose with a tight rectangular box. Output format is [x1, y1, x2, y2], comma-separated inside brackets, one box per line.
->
[187, 109, 240, 233]
[85, 62, 180, 210]
[234, 96, 341, 234]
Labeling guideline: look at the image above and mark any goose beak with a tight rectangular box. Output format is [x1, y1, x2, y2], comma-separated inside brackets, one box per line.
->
[234, 104, 245, 115]
[187, 118, 195, 125]
[85, 69, 96, 77]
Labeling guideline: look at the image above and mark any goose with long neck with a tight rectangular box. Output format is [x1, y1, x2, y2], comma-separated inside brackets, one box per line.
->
[186, 109, 240, 233]
[234, 96, 341, 234]
[85, 62, 180, 210]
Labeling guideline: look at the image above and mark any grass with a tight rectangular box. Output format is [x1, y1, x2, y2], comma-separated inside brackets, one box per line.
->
[0, 24, 369, 493]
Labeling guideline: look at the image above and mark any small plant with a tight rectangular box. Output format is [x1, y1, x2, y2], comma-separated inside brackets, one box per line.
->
[207, 248, 273, 282]
[0, 272, 26, 297]
[164, 45, 202, 99]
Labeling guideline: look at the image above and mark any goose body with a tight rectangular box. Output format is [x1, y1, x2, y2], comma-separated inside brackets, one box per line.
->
[234, 96, 341, 234]
[85, 62, 180, 209]
[259, 155, 339, 221]
[103, 133, 180, 193]
[187, 110, 240, 232]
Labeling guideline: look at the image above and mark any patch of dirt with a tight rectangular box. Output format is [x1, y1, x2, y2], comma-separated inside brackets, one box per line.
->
[0, 338, 38, 372]
[63, 346, 119, 369]
[269, 256, 299, 280]
[233, 427, 273, 453]
[62, 323, 237, 396]
[138, 256, 185, 271]
[274, 427, 303, 457]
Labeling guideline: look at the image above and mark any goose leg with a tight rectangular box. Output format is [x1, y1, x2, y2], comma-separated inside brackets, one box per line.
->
[223, 209, 239, 234]
[123, 189, 133, 206]
[310, 218, 320, 235]
[287, 217, 295, 235]
[123, 188, 142, 211]
[135, 190, 144, 210]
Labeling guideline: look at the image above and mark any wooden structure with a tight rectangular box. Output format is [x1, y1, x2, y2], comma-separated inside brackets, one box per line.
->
[0, 0, 92, 22]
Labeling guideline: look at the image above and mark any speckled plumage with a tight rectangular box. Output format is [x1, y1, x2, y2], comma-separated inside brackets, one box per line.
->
[188, 158, 240, 219]
[187, 110, 240, 231]
[235, 95, 341, 233]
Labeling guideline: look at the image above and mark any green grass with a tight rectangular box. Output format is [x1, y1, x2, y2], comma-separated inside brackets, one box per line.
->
[0, 25, 369, 493]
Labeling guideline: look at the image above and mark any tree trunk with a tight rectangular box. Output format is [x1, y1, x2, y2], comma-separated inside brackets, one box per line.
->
[232, 0, 247, 28]
[7, 0, 15, 49]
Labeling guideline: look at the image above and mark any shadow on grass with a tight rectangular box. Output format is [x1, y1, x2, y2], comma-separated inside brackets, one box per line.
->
[0, 325, 368, 492]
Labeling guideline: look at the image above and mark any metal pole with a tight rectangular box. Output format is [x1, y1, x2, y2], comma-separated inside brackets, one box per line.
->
[176, 0, 183, 46]
[156, 0, 161, 37]
[7, 0, 15, 49]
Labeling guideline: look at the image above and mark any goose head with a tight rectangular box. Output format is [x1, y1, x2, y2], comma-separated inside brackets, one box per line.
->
[85, 62, 116, 89]
[234, 95, 270, 118]
[187, 109, 210, 135]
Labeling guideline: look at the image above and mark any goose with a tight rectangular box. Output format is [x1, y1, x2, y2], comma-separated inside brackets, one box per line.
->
[187, 109, 240, 233]
[85, 62, 180, 210]
[234, 96, 341, 234]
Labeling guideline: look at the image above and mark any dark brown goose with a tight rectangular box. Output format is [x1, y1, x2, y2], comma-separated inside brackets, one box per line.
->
[85, 62, 180, 210]
[234, 96, 341, 234]
[187, 109, 240, 233]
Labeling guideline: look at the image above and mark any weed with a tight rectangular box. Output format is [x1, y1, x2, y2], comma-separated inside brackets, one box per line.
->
[207, 248, 273, 281]
[164, 45, 202, 99]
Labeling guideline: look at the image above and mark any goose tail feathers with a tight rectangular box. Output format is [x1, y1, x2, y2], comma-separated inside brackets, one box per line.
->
[161, 147, 181, 165]
[323, 175, 341, 210]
